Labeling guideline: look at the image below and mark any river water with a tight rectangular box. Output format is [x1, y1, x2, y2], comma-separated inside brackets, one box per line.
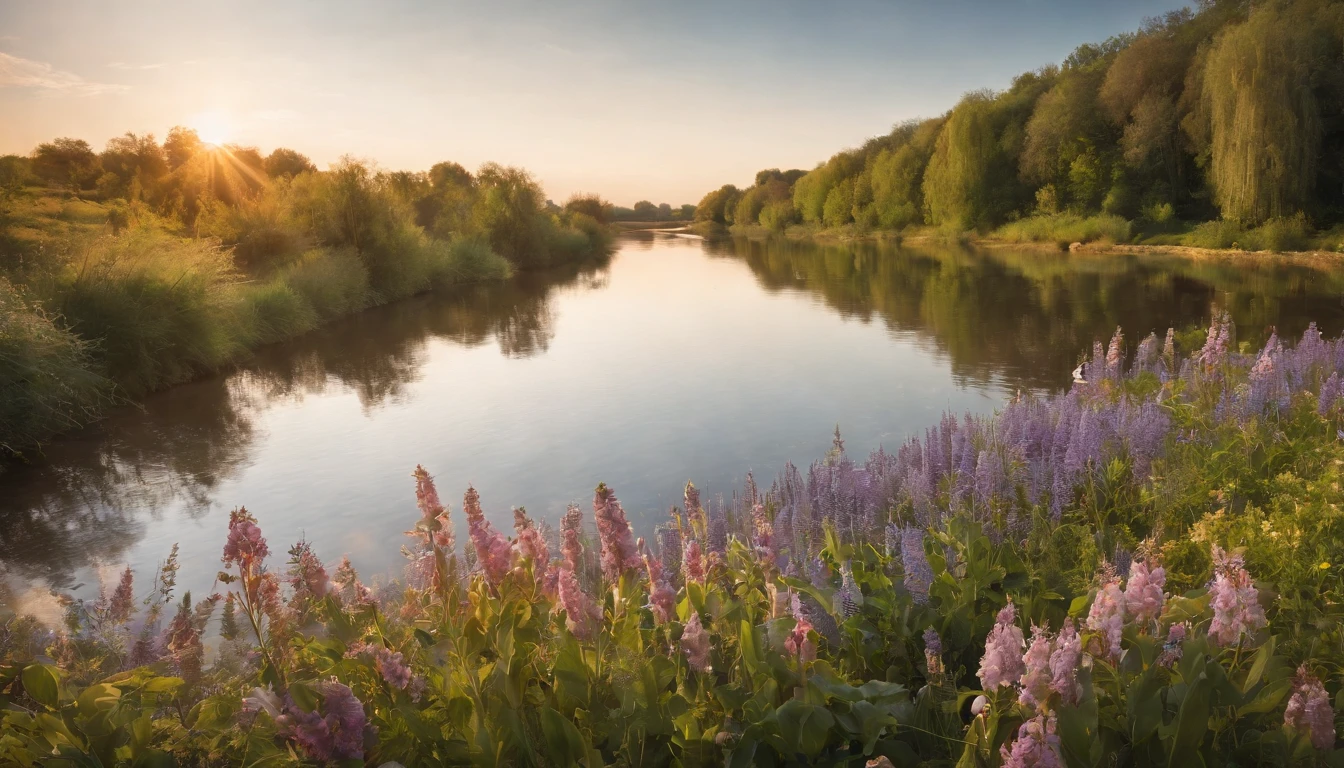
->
[4, 233, 1343, 618]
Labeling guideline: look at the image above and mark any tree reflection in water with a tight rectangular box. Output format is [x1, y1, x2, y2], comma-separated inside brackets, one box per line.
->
[0, 255, 611, 595]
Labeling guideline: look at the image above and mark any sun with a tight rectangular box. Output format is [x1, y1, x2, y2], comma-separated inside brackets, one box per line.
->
[190, 110, 232, 146]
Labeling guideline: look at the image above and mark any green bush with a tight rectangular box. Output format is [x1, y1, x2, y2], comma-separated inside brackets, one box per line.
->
[279, 247, 370, 320]
[240, 279, 318, 345]
[993, 213, 1132, 246]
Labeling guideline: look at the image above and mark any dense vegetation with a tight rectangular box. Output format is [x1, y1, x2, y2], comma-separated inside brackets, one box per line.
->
[0, 130, 613, 456]
[695, 0, 1344, 252]
[2, 317, 1341, 766]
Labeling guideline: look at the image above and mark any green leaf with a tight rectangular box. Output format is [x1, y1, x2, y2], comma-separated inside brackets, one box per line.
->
[1241, 635, 1275, 694]
[1168, 673, 1211, 767]
[140, 676, 183, 695]
[776, 699, 834, 758]
[539, 707, 586, 768]
[21, 664, 59, 709]
[288, 681, 321, 714]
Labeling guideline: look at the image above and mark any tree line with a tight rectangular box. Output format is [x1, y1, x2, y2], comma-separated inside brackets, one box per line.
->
[695, 0, 1344, 244]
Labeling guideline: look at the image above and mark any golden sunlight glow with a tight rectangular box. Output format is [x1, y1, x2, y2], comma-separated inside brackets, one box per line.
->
[190, 110, 233, 146]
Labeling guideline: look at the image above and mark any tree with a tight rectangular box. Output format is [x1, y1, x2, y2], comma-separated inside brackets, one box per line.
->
[632, 200, 658, 220]
[694, 185, 740, 225]
[264, 148, 316, 178]
[472, 163, 546, 267]
[822, 177, 855, 227]
[31, 138, 99, 194]
[564, 194, 609, 224]
[163, 127, 203, 170]
[1200, 2, 1329, 223]
[429, 161, 473, 191]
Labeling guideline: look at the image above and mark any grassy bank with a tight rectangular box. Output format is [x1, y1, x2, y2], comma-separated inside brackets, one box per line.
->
[1, 151, 613, 456]
[2, 317, 1342, 765]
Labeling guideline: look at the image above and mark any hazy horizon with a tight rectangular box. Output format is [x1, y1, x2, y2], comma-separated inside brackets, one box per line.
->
[1, 0, 1190, 206]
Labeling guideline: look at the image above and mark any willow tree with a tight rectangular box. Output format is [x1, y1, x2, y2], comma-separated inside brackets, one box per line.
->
[1201, 2, 1325, 223]
[923, 88, 1040, 231]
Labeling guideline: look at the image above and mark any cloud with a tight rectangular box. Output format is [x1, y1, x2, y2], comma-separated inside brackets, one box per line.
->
[0, 52, 129, 95]
[108, 61, 167, 70]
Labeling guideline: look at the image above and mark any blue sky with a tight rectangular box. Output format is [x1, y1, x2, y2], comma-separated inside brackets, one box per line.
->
[0, 0, 1190, 205]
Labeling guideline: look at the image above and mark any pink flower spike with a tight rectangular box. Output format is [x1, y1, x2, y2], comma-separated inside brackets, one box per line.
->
[978, 599, 1026, 691]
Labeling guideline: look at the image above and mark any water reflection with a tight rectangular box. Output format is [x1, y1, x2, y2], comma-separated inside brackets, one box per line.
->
[0, 257, 609, 593]
[711, 237, 1344, 388]
[4, 236, 1344, 600]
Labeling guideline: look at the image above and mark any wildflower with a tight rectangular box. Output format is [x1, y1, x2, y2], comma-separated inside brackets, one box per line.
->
[286, 539, 328, 620]
[561, 504, 585, 572]
[593, 483, 641, 580]
[785, 614, 816, 664]
[512, 507, 550, 582]
[641, 538, 677, 624]
[1086, 578, 1125, 660]
[348, 642, 413, 690]
[684, 481, 703, 528]
[165, 593, 203, 687]
[1049, 619, 1082, 705]
[108, 567, 134, 625]
[681, 611, 712, 673]
[999, 713, 1064, 768]
[1158, 622, 1187, 668]
[899, 525, 933, 605]
[1019, 624, 1054, 711]
[683, 539, 704, 583]
[1124, 558, 1165, 628]
[923, 627, 945, 677]
[978, 600, 1026, 691]
[412, 465, 454, 550]
[222, 508, 269, 571]
[463, 486, 513, 587]
[556, 566, 600, 641]
[835, 561, 861, 619]
[1284, 665, 1335, 751]
[1208, 546, 1266, 647]
[277, 680, 367, 763]
[1105, 327, 1124, 378]
[1320, 372, 1340, 415]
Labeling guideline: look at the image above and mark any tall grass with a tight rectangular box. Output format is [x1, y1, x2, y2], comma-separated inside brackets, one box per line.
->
[993, 212, 1132, 247]
[50, 230, 243, 397]
[0, 278, 109, 456]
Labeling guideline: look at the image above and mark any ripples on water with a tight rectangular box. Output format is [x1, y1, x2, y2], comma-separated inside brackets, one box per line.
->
[4, 233, 1343, 617]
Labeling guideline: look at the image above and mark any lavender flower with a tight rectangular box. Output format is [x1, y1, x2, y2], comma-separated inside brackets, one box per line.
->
[286, 539, 328, 621]
[412, 465, 454, 550]
[978, 601, 1026, 691]
[999, 713, 1064, 768]
[1086, 579, 1125, 661]
[1284, 665, 1335, 750]
[923, 627, 944, 677]
[683, 539, 704, 584]
[561, 504, 584, 572]
[277, 680, 367, 763]
[512, 507, 550, 576]
[1158, 622, 1186, 668]
[348, 642, 412, 690]
[899, 526, 933, 605]
[1320, 371, 1340, 415]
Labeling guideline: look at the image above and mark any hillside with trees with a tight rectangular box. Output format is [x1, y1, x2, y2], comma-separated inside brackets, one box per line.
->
[695, 0, 1344, 252]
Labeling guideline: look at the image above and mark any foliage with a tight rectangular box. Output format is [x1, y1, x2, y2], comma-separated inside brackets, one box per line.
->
[993, 213, 1132, 247]
[692, 0, 1344, 243]
[6, 319, 1344, 764]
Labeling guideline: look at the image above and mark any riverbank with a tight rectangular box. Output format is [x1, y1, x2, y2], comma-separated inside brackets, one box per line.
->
[1, 183, 612, 458]
[716, 219, 1344, 263]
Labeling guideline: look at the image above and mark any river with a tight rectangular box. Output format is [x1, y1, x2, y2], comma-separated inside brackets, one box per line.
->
[4, 232, 1343, 619]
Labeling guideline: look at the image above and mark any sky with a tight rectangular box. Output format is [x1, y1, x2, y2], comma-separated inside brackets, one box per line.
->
[0, 0, 1191, 206]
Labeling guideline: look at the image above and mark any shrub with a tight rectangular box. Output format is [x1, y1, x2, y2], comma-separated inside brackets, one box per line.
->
[239, 279, 318, 345]
[994, 213, 1132, 246]
[278, 247, 370, 320]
